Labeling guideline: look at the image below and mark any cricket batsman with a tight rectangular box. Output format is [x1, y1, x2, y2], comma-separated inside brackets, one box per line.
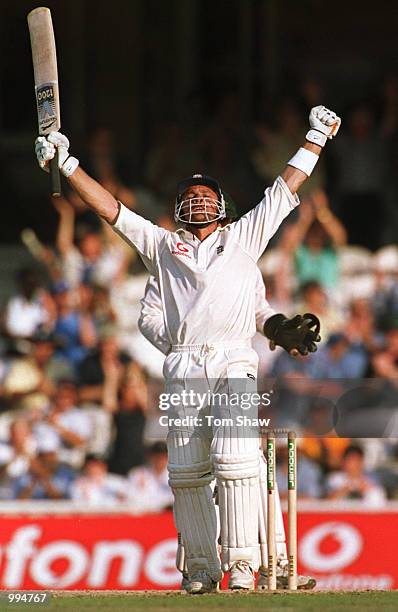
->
[35, 105, 340, 593]
[138, 201, 319, 591]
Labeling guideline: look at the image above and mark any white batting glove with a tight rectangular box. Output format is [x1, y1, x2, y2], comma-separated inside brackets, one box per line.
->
[35, 132, 79, 177]
[306, 105, 341, 147]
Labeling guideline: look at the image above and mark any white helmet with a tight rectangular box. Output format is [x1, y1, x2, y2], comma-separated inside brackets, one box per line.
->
[174, 173, 226, 225]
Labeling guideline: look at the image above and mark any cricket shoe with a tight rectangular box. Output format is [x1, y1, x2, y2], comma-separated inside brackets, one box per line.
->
[228, 560, 255, 591]
[257, 561, 316, 591]
[185, 570, 220, 594]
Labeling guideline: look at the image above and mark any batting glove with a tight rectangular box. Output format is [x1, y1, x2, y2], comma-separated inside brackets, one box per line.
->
[35, 131, 79, 177]
[306, 105, 341, 147]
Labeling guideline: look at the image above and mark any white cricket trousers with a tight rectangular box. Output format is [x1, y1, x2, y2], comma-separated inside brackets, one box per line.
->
[164, 341, 260, 579]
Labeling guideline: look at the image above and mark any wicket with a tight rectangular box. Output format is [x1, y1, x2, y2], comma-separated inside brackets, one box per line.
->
[266, 429, 297, 590]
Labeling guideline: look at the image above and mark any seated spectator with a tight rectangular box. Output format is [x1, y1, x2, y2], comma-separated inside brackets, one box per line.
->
[301, 401, 352, 476]
[53, 281, 96, 369]
[2, 330, 74, 407]
[345, 298, 383, 353]
[326, 444, 386, 506]
[30, 329, 75, 390]
[78, 334, 131, 406]
[33, 381, 93, 468]
[127, 442, 173, 513]
[308, 333, 368, 379]
[13, 440, 75, 500]
[4, 268, 55, 339]
[296, 281, 344, 340]
[371, 322, 398, 378]
[0, 418, 37, 499]
[70, 454, 127, 506]
[107, 378, 147, 475]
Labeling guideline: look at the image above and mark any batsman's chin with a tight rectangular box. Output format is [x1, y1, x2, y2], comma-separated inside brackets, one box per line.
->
[188, 214, 218, 225]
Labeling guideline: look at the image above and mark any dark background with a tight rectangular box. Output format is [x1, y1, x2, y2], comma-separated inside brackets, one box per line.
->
[1, 0, 398, 242]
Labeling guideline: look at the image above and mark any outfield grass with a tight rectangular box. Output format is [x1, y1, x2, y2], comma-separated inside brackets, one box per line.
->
[3, 590, 398, 612]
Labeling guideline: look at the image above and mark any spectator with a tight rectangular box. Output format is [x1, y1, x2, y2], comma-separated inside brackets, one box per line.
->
[33, 381, 93, 468]
[107, 378, 148, 475]
[70, 454, 127, 506]
[280, 190, 347, 291]
[14, 441, 75, 500]
[0, 418, 37, 499]
[371, 323, 398, 378]
[78, 334, 131, 406]
[29, 329, 75, 393]
[52, 281, 96, 369]
[4, 268, 55, 339]
[127, 442, 173, 513]
[345, 298, 383, 354]
[308, 333, 368, 379]
[296, 281, 344, 340]
[52, 196, 128, 289]
[326, 444, 386, 506]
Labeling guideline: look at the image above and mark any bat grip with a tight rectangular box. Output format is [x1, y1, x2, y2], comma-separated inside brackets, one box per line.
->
[50, 151, 61, 197]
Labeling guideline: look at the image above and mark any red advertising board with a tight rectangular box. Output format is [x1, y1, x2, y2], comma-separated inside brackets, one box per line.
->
[0, 510, 396, 590]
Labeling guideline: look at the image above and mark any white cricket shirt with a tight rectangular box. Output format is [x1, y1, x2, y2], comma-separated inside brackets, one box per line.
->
[113, 176, 298, 346]
[139, 267, 276, 355]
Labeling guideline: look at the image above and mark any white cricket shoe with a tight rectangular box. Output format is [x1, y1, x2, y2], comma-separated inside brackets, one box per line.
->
[228, 560, 255, 590]
[185, 570, 219, 594]
[257, 560, 316, 591]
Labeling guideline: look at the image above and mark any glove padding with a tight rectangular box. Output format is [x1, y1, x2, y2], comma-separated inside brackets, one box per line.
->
[263, 312, 321, 357]
[35, 132, 79, 177]
[309, 105, 341, 139]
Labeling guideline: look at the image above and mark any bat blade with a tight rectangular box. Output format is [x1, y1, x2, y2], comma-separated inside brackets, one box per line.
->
[28, 7, 61, 196]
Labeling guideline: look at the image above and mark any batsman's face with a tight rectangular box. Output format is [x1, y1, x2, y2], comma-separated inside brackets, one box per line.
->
[180, 185, 221, 225]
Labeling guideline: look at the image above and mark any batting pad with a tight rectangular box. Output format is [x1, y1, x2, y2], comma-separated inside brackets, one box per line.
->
[167, 430, 222, 581]
[212, 431, 260, 571]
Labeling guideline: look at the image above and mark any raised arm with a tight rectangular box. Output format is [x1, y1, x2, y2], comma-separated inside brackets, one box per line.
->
[233, 106, 341, 262]
[35, 133, 120, 224]
[35, 133, 169, 273]
[281, 106, 341, 195]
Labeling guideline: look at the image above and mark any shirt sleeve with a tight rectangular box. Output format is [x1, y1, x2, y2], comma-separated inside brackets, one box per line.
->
[138, 277, 171, 355]
[111, 203, 169, 274]
[254, 267, 276, 332]
[232, 176, 299, 261]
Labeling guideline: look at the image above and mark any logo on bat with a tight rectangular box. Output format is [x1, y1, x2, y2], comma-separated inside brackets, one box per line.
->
[35, 82, 58, 133]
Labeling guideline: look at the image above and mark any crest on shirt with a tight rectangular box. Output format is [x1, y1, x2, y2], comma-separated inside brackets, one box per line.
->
[217, 246, 224, 255]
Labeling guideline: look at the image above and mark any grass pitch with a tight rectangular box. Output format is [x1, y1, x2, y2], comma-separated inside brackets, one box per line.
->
[3, 590, 398, 611]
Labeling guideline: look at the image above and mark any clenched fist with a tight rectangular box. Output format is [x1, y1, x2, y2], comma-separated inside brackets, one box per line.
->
[306, 105, 341, 147]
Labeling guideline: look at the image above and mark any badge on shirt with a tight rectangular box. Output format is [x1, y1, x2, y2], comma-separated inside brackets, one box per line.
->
[217, 246, 224, 256]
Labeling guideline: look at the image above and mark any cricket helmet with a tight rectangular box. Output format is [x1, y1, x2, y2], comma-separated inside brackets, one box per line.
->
[174, 173, 226, 225]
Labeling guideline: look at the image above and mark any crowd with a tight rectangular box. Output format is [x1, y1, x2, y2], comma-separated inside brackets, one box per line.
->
[1, 83, 398, 508]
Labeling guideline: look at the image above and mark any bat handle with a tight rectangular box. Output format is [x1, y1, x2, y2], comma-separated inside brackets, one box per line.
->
[50, 151, 61, 197]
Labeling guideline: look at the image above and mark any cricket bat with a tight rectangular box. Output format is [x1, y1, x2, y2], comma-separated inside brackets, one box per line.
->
[28, 7, 61, 197]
